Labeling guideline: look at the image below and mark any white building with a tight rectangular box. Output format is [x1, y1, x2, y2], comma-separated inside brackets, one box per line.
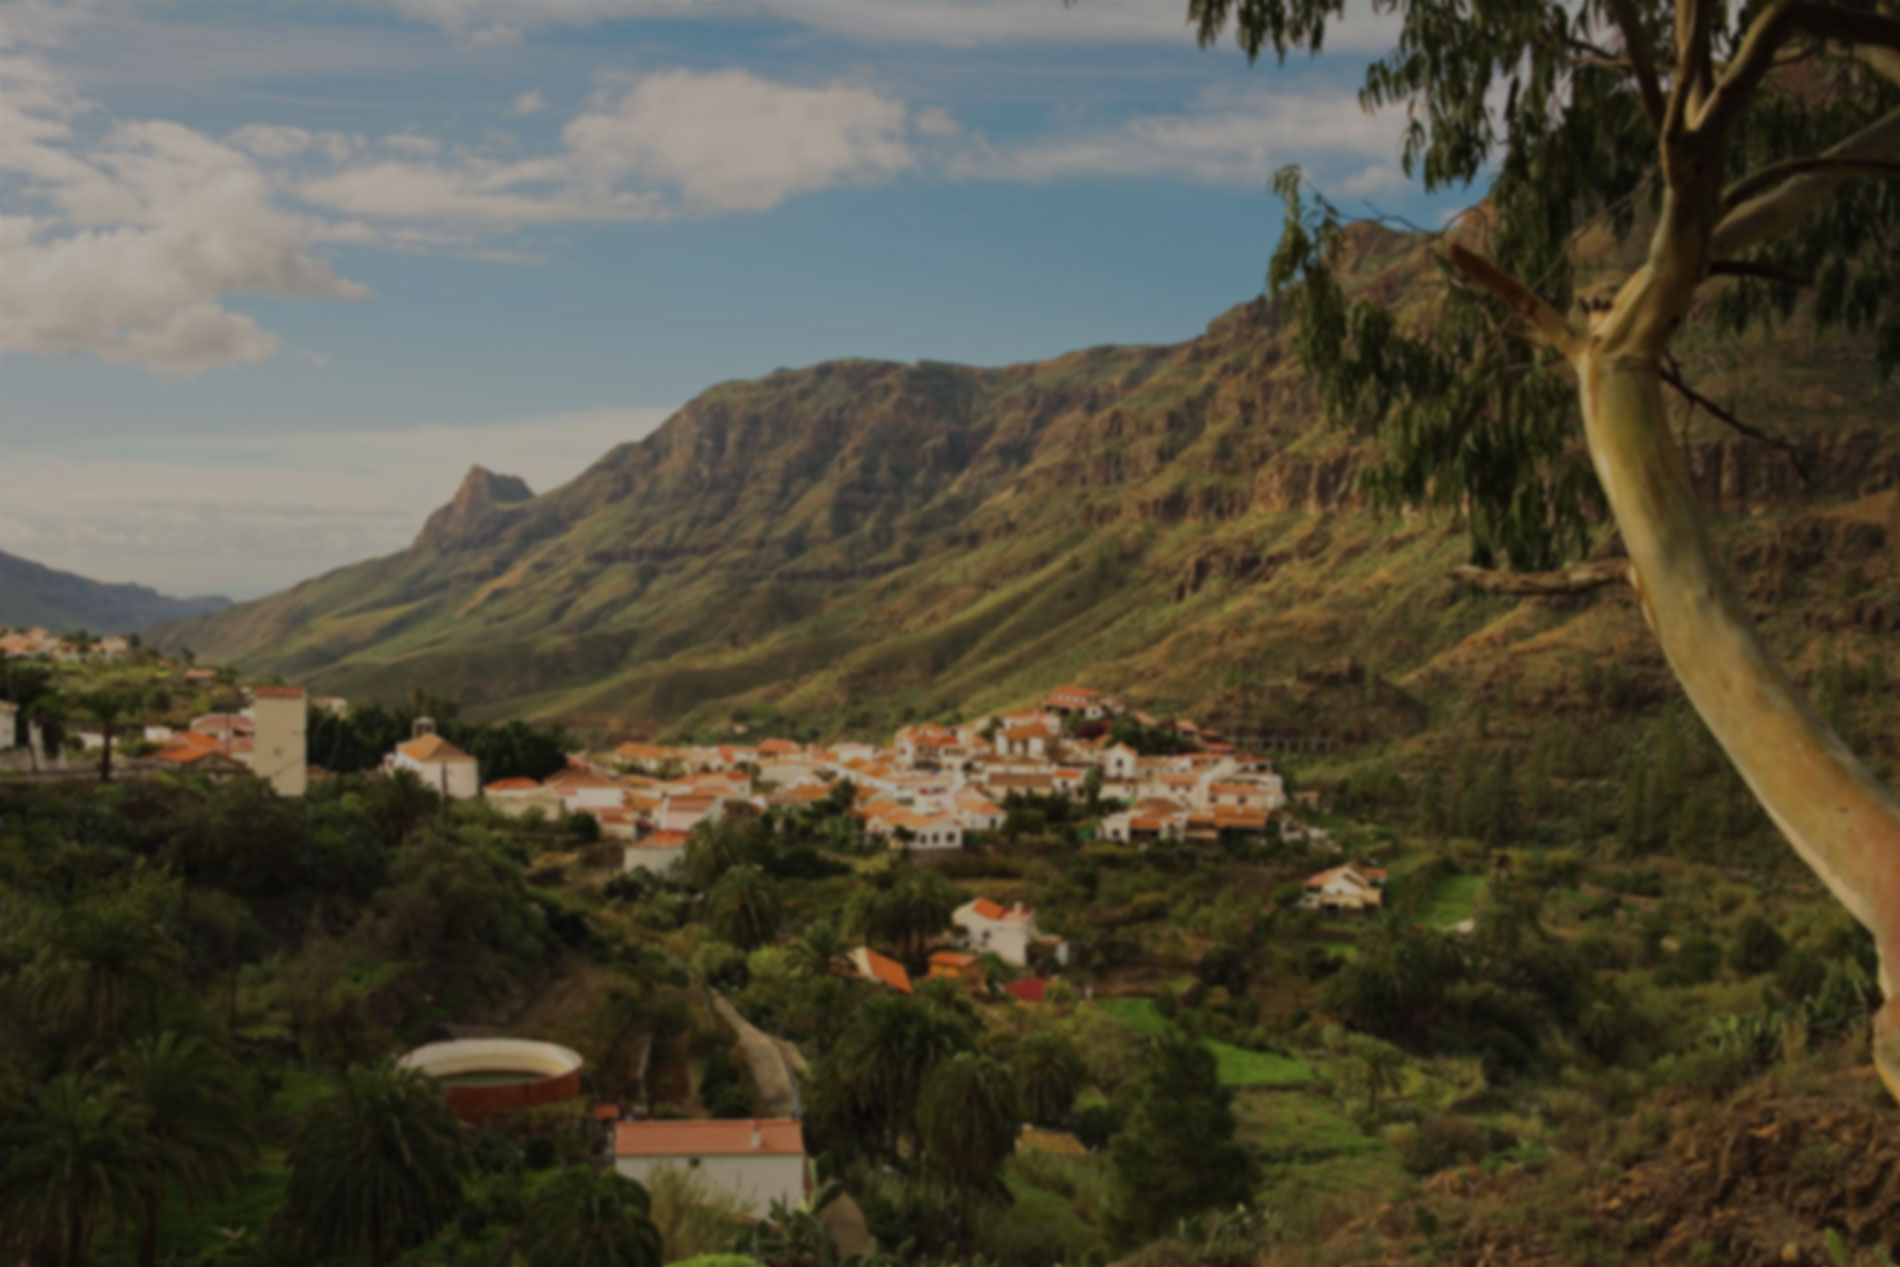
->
[251, 686, 308, 797]
[1300, 864, 1386, 913]
[545, 768, 625, 815]
[387, 720, 479, 800]
[484, 778, 565, 820]
[613, 1119, 808, 1218]
[623, 830, 690, 875]
[953, 898, 1068, 968]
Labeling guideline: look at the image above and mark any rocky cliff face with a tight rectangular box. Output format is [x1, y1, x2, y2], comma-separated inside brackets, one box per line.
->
[147, 222, 1900, 735]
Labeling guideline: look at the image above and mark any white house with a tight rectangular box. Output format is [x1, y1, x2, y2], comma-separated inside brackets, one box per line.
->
[953, 898, 1069, 968]
[545, 768, 625, 815]
[1300, 864, 1386, 913]
[613, 1119, 808, 1218]
[387, 721, 480, 800]
[657, 792, 724, 835]
[1103, 743, 1139, 782]
[484, 778, 565, 820]
[623, 829, 690, 875]
[995, 720, 1056, 760]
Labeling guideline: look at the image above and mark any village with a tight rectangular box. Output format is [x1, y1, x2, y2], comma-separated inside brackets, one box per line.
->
[2, 629, 1408, 1232]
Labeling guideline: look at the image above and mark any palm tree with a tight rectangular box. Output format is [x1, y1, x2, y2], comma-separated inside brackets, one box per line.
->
[917, 1052, 1019, 1252]
[825, 992, 973, 1162]
[708, 865, 780, 951]
[1010, 1032, 1084, 1126]
[792, 920, 847, 979]
[518, 1166, 663, 1267]
[74, 687, 139, 782]
[284, 1063, 470, 1267]
[26, 898, 186, 1047]
[117, 1032, 259, 1267]
[0, 1073, 158, 1267]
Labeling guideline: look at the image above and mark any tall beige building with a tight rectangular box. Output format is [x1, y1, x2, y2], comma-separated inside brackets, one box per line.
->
[251, 686, 308, 797]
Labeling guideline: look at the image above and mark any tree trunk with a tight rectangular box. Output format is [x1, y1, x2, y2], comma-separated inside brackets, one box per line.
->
[1577, 347, 1900, 1098]
[139, 1198, 159, 1267]
[99, 729, 112, 783]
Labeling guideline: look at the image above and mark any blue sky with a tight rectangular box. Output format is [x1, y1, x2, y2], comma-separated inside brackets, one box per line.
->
[1, 0, 1471, 597]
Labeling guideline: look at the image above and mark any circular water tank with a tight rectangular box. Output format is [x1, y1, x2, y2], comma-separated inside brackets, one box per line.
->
[399, 1038, 585, 1124]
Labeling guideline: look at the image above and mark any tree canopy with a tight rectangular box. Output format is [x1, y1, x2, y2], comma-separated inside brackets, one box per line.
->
[1188, 0, 1900, 1098]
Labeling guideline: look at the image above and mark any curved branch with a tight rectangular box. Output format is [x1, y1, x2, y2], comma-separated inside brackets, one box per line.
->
[1712, 105, 1900, 256]
[1722, 155, 1900, 208]
[1450, 558, 1630, 594]
[1445, 244, 1584, 361]
[1701, 2, 1900, 139]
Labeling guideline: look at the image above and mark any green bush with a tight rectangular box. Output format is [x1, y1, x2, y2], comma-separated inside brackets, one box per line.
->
[1400, 1115, 1490, 1176]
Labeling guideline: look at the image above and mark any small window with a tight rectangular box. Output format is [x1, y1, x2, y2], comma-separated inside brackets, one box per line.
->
[688, 1157, 701, 1168]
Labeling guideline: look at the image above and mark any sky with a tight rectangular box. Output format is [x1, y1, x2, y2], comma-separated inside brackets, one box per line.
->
[0, 0, 1474, 599]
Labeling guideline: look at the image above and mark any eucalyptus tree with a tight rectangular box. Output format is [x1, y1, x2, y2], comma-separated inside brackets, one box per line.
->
[519, 1166, 663, 1267]
[284, 1062, 472, 1267]
[1187, 0, 1900, 1096]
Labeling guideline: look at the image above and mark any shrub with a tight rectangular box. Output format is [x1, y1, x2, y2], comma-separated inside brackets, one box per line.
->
[1729, 915, 1788, 976]
[1400, 1115, 1490, 1176]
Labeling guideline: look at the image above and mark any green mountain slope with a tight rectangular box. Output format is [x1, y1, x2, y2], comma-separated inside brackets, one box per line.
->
[0, 550, 231, 634]
[149, 224, 1900, 738]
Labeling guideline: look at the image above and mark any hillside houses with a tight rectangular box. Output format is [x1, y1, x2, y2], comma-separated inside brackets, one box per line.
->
[953, 897, 1069, 969]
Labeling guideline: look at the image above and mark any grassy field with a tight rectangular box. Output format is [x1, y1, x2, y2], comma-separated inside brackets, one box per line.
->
[1415, 874, 1486, 928]
[1099, 998, 1315, 1087]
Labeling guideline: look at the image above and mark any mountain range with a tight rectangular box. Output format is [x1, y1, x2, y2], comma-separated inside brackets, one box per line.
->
[147, 223, 1900, 740]
[0, 550, 231, 635]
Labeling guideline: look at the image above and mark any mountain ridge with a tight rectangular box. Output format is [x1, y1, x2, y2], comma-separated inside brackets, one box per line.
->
[0, 550, 231, 635]
[147, 222, 1900, 738]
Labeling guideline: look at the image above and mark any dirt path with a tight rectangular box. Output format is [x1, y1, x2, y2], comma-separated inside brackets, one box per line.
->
[709, 993, 802, 1118]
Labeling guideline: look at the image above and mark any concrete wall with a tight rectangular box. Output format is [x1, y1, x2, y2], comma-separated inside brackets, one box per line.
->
[613, 1156, 806, 1219]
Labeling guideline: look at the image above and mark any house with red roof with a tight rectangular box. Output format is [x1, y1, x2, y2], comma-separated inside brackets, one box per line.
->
[623, 829, 690, 875]
[847, 946, 913, 995]
[1044, 685, 1125, 720]
[995, 719, 1056, 760]
[484, 777, 564, 820]
[927, 950, 984, 988]
[953, 898, 1068, 969]
[1001, 978, 1048, 1004]
[613, 1118, 808, 1217]
[1301, 864, 1387, 913]
[386, 720, 479, 799]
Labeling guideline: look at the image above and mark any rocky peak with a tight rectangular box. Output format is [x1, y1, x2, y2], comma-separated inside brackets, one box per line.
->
[415, 466, 534, 553]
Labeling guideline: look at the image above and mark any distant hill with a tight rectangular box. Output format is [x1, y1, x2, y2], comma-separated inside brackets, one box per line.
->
[147, 221, 1899, 739]
[0, 550, 231, 634]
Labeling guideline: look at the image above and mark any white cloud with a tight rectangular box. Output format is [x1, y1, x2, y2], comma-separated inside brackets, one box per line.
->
[386, 0, 1402, 51]
[564, 69, 914, 214]
[0, 67, 371, 375]
[300, 68, 918, 226]
[0, 406, 676, 597]
[383, 130, 442, 157]
[948, 83, 1402, 189]
[513, 87, 547, 114]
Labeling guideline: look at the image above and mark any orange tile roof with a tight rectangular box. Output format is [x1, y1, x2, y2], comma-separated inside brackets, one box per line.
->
[969, 897, 1007, 920]
[398, 734, 474, 764]
[849, 947, 913, 994]
[615, 1118, 805, 1157]
[485, 777, 543, 792]
[757, 738, 801, 756]
[929, 950, 978, 968]
[630, 830, 690, 849]
[253, 686, 305, 699]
